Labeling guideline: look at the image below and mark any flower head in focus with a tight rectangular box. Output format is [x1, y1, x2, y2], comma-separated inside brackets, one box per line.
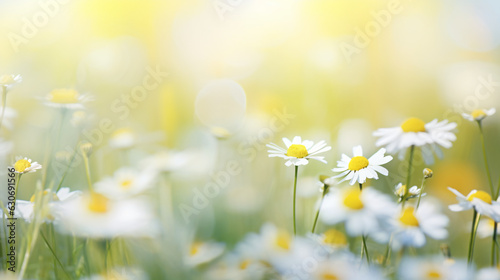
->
[394, 183, 424, 202]
[13, 156, 42, 174]
[266, 136, 331, 167]
[332, 145, 392, 185]
[448, 187, 500, 221]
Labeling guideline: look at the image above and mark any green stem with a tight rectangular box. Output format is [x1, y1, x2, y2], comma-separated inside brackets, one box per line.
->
[468, 210, 480, 265]
[359, 183, 362, 191]
[402, 146, 415, 209]
[382, 235, 393, 267]
[311, 183, 328, 233]
[293, 166, 298, 236]
[14, 174, 22, 203]
[361, 235, 370, 264]
[40, 230, 71, 279]
[478, 122, 494, 196]
[82, 152, 93, 191]
[56, 144, 79, 192]
[415, 177, 426, 210]
[492, 223, 498, 266]
[0, 86, 7, 130]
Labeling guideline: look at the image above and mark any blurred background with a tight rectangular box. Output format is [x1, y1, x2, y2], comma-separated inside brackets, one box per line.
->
[1, 0, 500, 266]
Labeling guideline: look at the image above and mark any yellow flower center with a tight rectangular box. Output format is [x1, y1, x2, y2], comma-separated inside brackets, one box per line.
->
[120, 179, 133, 189]
[190, 242, 202, 256]
[467, 190, 492, 204]
[471, 109, 487, 120]
[426, 269, 442, 279]
[275, 230, 291, 251]
[343, 188, 364, 210]
[321, 273, 339, 280]
[396, 184, 407, 197]
[112, 128, 133, 138]
[87, 193, 109, 213]
[286, 144, 308, 158]
[400, 207, 419, 227]
[323, 229, 347, 246]
[239, 259, 251, 270]
[401, 117, 426, 133]
[14, 159, 31, 173]
[30, 190, 51, 203]
[49, 89, 80, 104]
[348, 156, 369, 171]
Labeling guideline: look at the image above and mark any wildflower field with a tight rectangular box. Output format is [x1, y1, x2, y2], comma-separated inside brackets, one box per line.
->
[2, 0, 500, 279]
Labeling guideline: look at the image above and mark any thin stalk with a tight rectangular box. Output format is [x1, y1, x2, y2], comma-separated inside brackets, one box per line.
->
[402, 146, 415, 209]
[361, 235, 370, 264]
[492, 223, 498, 266]
[0, 86, 7, 129]
[382, 235, 393, 267]
[14, 174, 22, 201]
[415, 177, 426, 210]
[293, 166, 298, 236]
[40, 230, 71, 279]
[82, 152, 93, 191]
[468, 210, 480, 265]
[477, 122, 494, 195]
[311, 183, 328, 233]
[56, 144, 79, 192]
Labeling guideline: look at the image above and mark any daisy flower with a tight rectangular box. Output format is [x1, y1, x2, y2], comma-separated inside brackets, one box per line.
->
[266, 136, 331, 166]
[12, 156, 42, 174]
[94, 167, 156, 199]
[43, 88, 92, 109]
[15, 188, 81, 223]
[398, 256, 470, 280]
[373, 118, 457, 164]
[448, 187, 500, 221]
[394, 183, 424, 202]
[55, 192, 157, 238]
[477, 218, 500, 238]
[0, 74, 22, 88]
[332, 145, 392, 185]
[391, 202, 449, 249]
[304, 257, 386, 280]
[109, 128, 136, 149]
[320, 187, 396, 241]
[462, 108, 496, 122]
[184, 240, 226, 267]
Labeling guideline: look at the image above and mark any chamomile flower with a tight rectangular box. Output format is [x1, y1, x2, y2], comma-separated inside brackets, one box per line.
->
[394, 183, 424, 202]
[0, 74, 22, 88]
[448, 187, 500, 221]
[398, 256, 470, 280]
[462, 108, 496, 122]
[304, 257, 386, 280]
[109, 128, 136, 149]
[266, 136, 331, 166]
[12, 156, 42, 174]
[391, 202, 449, 249]
[205, 255, 269, 280]
[332, 145, 392, 185]
[320, 187, 396, 241]
[56, 192, 156, 238]
[476, 267, 500, 280]
[185, 240, 226, 267]
[94, 167, 156, 199]
[15, 188, 81, 223]
[308, 229, 349, 251]
[43, 88, 92, 109]
[373, 118, 457, 164]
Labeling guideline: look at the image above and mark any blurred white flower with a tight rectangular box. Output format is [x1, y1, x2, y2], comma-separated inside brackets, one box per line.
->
[15, 188, 81, 223]
[476, 267, 500, 280]
[81, 267, 148, 280]
[43, 88, 92, 109]
[332, 145, 392, 185]
[477, 218, 500, 239]
[184, 240, 225, 267]
[266, 136, 331, 166]
[448, 187, 500, 221]
[391, 203, 449, 249]
[0, 74, 22, 88]
[462, 108, 496, 122]
[94, 167, 156, 199]
[319, 187, 396, 242]
[205, 255, 269, 280]
[109, 128, 136, 149]
[0, 107, 16, 130]
[56, 192, 156, 238]
[398, 256, 470, 280]
[140, 150, 192, 174]
[70, 110, 88, 127]
[374, 118, 457, 164]
[12, 156, 42, 174]
[305, 257, 386, 280]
